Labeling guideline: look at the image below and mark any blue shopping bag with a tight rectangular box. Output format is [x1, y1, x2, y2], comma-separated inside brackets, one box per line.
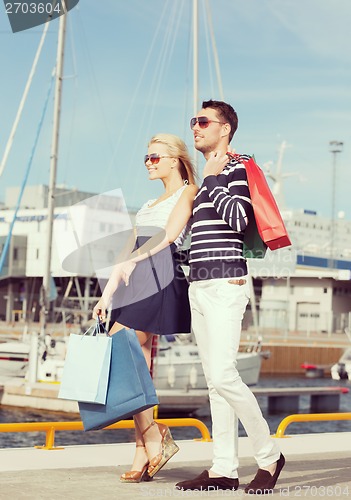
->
[79, 328, 159, 431]
[58, 322, 112, 404]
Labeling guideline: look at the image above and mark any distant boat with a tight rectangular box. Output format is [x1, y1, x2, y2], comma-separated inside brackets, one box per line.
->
[331, 348, 351, 381]
[300, 361, 330, 379]
[305, 330, 351, 381]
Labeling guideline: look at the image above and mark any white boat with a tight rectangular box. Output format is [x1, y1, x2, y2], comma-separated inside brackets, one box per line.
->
[0, 334, 66, 381]
[0, 341, 29, 377]
[0, 330, 264, 414]
[331, 347, 351, 381]
[152, 334, 266, 391]
[0, 331, 265, 386]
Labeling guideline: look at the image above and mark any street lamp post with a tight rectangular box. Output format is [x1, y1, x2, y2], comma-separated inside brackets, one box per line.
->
[329, 140, 343, 270]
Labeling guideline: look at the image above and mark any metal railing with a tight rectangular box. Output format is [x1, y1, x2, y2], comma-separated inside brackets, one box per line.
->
[0, 417, 211, 450]
[275, 412, 351, 438]
[2, 412, 351, 449]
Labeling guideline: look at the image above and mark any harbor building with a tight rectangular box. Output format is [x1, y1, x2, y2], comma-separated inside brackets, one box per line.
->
[0, 185, 133, 326]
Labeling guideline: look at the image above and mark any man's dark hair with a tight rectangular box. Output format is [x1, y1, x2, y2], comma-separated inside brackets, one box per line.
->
[202, 99, 238, 143]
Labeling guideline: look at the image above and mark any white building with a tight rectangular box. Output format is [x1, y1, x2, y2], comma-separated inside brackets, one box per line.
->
[0, 185, 133, 323]
[249, 208, 351, 334]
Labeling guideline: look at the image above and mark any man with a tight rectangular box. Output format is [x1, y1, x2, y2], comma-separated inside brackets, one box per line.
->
[175, 100, 285, 494]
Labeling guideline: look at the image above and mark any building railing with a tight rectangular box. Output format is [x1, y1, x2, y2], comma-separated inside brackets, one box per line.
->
[0, 417, 211, 450]
[275, 412, 351, 438]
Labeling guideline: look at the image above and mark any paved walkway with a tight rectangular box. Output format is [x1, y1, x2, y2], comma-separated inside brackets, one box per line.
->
[0, 452, 350, 499]
[0, 434, 350, 499]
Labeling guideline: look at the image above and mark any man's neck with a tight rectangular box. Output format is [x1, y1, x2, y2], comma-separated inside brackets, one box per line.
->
[203, 145, 228, 160]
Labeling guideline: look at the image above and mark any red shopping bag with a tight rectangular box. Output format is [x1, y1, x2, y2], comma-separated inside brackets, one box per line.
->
[229, 153, 291, 251]
[245, 156, 291, 250]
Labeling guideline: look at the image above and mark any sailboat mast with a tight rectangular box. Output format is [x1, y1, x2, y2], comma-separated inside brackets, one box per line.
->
[193, 0, 199, 169]
[0, 23, 50, 179]
[40, 12, 67, 333]
[193, 0, 198, 117]
[205, 0, 224, 100]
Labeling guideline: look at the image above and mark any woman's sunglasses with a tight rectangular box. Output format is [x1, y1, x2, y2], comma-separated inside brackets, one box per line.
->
[144, 154, 173, 165]
[190, 116, 225, 129]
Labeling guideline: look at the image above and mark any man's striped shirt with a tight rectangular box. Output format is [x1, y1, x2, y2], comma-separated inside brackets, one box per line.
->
[189, 154, 253, 281]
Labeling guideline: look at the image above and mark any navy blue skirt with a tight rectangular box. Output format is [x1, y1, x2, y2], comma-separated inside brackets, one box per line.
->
[110, 239, 191, 335]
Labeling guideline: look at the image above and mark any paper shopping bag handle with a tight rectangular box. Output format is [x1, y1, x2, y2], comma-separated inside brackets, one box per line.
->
[81, 319, 110, 338]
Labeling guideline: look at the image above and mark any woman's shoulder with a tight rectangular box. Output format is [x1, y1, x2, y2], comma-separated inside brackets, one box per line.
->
[180, 184, 198, 205]
[168, 184, 198, 204]
[180, 183, 198, 199]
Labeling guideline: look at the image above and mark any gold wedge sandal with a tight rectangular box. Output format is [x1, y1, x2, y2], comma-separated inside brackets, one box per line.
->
[119, 445, 153, 483]
[142, 421, 179, 478]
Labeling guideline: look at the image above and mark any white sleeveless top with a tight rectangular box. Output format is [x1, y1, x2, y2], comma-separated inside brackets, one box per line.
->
[135, 185, 190, 248]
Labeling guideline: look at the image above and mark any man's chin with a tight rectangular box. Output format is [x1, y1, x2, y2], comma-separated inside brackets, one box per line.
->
[194, 142, 205, 153]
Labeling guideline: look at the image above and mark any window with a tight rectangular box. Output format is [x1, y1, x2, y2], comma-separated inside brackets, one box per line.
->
[13, 248, 18, 260]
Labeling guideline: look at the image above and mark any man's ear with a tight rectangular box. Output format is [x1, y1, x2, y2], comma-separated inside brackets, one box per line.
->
[221, 123, 231, 139]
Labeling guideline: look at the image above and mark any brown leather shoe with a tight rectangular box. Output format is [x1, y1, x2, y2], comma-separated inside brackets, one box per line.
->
[245, 453, 285, 494]
[175, 470, 239, 491]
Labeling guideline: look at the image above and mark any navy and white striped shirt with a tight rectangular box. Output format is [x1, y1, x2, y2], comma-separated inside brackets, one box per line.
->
[189, 154, 253, 281]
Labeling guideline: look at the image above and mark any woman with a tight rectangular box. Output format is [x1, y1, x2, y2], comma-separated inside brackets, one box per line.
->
[93, 133, 197, 482]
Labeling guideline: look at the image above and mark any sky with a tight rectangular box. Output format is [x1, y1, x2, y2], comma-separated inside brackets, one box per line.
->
[0, 0, 350, 218]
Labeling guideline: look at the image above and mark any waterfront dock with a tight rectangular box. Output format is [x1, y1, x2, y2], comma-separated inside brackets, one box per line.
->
[1, 379, 349, 414]
[0, 433, 350, 499]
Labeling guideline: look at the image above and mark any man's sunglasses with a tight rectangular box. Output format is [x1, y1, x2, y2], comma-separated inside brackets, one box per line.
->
[144, 154, 173, 165]
[190, 116, 225, 129]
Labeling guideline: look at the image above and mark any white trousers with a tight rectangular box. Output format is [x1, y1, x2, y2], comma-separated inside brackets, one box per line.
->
[189, 277, 280, 479]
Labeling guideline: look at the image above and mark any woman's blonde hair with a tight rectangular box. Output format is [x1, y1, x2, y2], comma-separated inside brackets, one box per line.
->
[148, 133, 197, 185]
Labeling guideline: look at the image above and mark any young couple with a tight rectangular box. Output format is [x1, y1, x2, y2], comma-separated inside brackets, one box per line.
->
[93, 99, 285, 494]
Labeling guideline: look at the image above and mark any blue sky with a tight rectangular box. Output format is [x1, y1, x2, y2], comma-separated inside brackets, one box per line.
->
[0, 0, 350, 218]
